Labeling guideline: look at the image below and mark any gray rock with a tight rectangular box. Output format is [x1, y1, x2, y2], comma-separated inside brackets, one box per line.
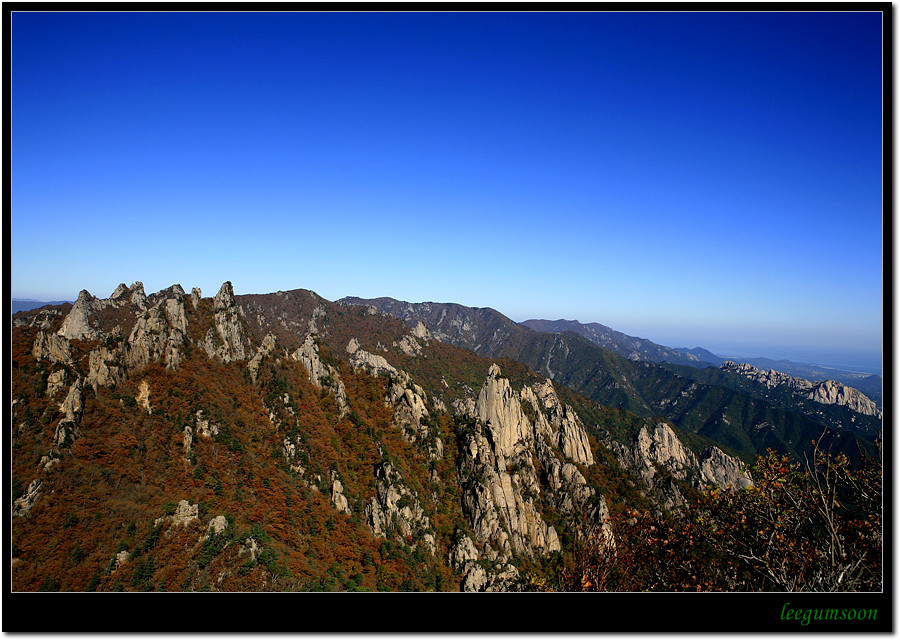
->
[57, 290, 103, 340]
[203, 281, 251, 363]
[291, 334, 348, 416]
[722, 361, 881, 417]
[32, 331, 73, 365]
[13, 479, 42, 516]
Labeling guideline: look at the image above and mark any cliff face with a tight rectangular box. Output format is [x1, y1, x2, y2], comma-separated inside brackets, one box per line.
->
[721, 361, 881, 418]
[449, 364, 611, 590]
[608, 421, 753, 512]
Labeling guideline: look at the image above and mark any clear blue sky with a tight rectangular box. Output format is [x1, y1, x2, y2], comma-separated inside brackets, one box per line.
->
[11, 10, 884, 371]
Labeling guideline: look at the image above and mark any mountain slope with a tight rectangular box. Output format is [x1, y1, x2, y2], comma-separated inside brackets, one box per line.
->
[521, 318, 718, 368]
[339, 296, 879, 462]
[11, 281, 880, 594]
[19, 280, 741, 593]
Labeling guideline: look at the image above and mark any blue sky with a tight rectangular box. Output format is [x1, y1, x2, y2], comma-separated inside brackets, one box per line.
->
[11, 10, 884, 370]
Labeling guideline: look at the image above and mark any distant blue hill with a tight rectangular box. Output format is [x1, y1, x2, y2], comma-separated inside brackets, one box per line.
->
[11, 299, 73, 315]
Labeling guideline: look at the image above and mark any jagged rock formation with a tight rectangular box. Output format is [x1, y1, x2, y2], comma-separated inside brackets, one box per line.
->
[721, 361, 881, 417]
[247, 332, 279, 383]
[57, 290, 105, 341]
[54, 379, 84, 447]
[365, 460, 436, 555]
[346, 338, 398, 377]
[608, 421, 753, 511]
[46, 369, 68, 399]
[330, 471, 352, 516]
[127, 289, 188, 370]
[14, 307, 65, 330]
[13, 479, 43, 517]
[290, 334, 348, 416]
[136, 380, 152, 414]
[450, 364, 611, 589]
[155, 500, 200, 529]
[203, 282, 251, 363]
[32, 331, 72, 365]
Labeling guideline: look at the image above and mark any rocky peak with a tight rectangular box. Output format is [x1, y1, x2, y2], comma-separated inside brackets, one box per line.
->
[130, 282, 148, 309]
[699, 446, 753, 489]
[608, 421, 753, 512]
[475, 365, 533, 460]
[57, 290, 102, 340]
[203, 281, 251, 363]
[721, 361, 881, 417]
[290, 334, 349, 416]
[214, 281, 237, 310]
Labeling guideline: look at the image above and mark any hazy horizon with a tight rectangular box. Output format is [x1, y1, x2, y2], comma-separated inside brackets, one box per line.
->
[11, 284, 883, 375]
[11, 11, 883, 376]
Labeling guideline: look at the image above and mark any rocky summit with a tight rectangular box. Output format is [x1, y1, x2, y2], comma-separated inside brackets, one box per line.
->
[10, 280, 882, 595]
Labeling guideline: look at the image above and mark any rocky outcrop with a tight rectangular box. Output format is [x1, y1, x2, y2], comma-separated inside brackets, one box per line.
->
[13, 479, 42, 517]
[126, 291, 189, 371]
[183, 425, 193, 463]
[721, 361, 881, 418]
[365, 460, 435, 555]
[456, 365, 563, 565]
[136, 380, 152, 414]
[57, 290, 104, 340]
[46, 369, 68, 399]
[32, 331, 72, 365]
[386, 375, 443, 462]
[87, 344, 123, 391]
[529, 379, 594, 467]
[203, 282, 251, 363]
[206, 515, 229, 537]
[290, 334, 348, 416]
[16, 308, 64, 331]
[449, 534, 518, 592]
[608, 421, 753, 511]
[394, 323, 431, 357]
[155, 499, 200, 529]
[346, 338, 399, 378]
[54, 379, 84, 447]
[451, 365, 611, 579]
[699, 446, 753, 489]
[330, 471, 352, 516]
[247, 332, 278, 383]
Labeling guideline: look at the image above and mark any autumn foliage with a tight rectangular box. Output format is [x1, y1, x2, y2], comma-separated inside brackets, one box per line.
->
[534, 440, 882, 592]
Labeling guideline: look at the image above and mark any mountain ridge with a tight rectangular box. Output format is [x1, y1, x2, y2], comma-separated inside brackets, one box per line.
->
[10, 280, 882, 595]
[338, 296, 880, 463]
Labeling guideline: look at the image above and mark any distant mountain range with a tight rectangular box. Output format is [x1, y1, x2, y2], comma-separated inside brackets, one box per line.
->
[520, 318, 720, 368]
[339, 296, 882, 460]
[11, 298, 73, 315]
[516, 318, 882, 409]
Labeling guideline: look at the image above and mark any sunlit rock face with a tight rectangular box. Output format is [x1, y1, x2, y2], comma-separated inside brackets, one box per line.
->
[721, 361, 881, 418]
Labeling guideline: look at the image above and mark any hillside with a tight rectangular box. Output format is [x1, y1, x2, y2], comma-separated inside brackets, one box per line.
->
[339, 297, 880, 463]
[10, 281, 882, 602]
[521, 318, 718, 368]
[13, 281, 720, 595]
